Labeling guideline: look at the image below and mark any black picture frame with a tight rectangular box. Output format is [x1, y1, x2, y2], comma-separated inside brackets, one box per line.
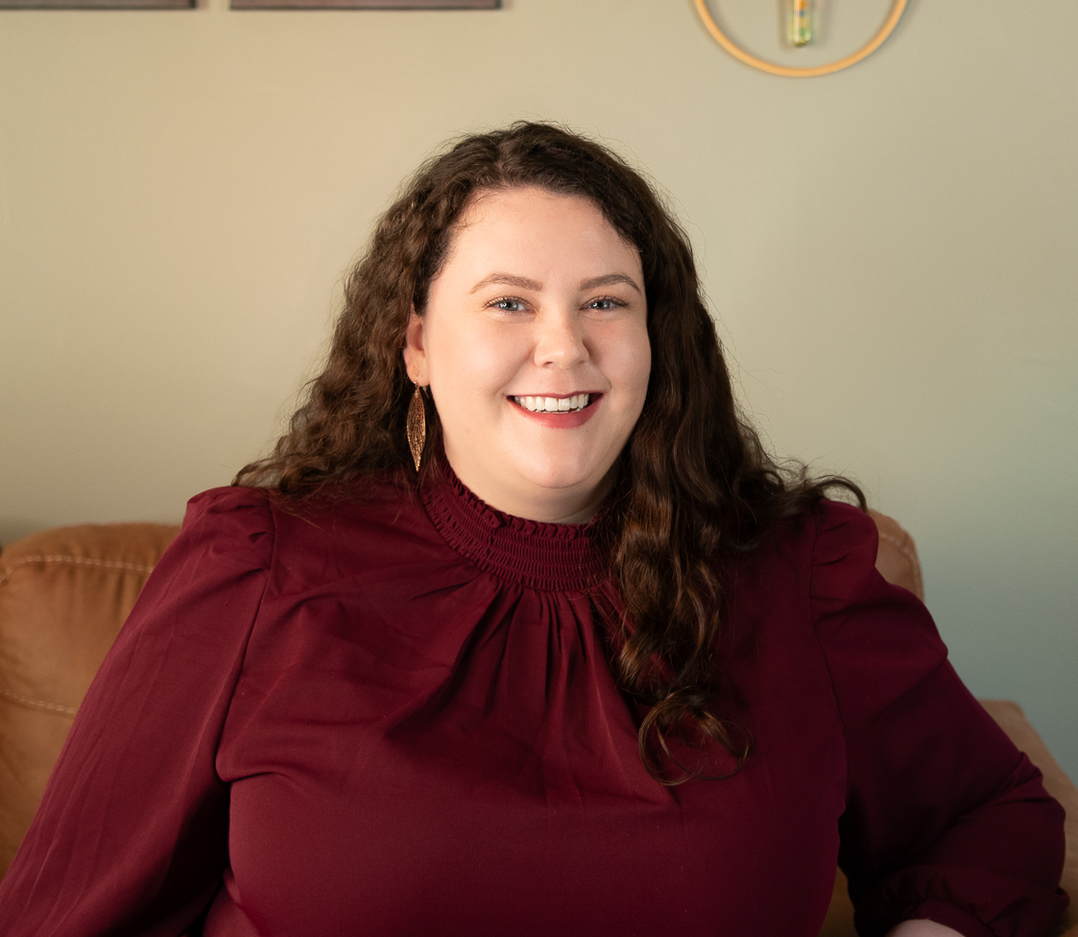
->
[231, 0, 499, 9]
[0, 0, 191, 7]
[0, 0, 497, 9]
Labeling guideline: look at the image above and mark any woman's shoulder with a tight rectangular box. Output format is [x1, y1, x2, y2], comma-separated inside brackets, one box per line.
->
[805, 499, 879, 590]
[184, 484, 275, 529]
[793, 500, 946, 670]
[186, 471, 415, 529]
[136, 486, 279, 599]
[768, 498, 916, 619]
[744, 499, 877, 581]
[728, 499, 915, 646]
[179, 473, 437, 592]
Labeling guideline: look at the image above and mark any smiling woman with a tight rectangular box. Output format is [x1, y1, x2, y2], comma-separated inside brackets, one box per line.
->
[404, 187, 651, 523]
[0, 123, 1066, 937]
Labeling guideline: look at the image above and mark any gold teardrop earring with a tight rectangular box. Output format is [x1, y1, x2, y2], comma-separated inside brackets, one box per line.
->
[406, 378, 426, 472]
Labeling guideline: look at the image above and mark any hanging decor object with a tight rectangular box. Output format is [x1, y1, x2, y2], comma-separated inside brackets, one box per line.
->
[694, 0, 908, 78]
[787, 0, 812, 47]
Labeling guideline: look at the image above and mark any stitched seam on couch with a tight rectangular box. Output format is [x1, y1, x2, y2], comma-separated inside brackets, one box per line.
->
[0, 555, 157, 587]
[0, 685, 78, 716]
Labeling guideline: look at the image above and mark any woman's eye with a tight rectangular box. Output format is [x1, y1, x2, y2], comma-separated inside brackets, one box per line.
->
[587, 297, 626, 311]
[491, 298, 527, 313]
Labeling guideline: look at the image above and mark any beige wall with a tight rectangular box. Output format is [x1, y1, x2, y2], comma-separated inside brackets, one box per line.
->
[1, 1, 1075, 776]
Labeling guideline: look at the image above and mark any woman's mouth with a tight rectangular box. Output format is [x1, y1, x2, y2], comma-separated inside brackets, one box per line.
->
[511, 394, 592, 413]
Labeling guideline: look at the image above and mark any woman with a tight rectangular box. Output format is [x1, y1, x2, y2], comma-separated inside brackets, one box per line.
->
[0, 123, 1066, 936]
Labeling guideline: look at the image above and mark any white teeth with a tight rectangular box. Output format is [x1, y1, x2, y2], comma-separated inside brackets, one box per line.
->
[513, 394, 591, 413]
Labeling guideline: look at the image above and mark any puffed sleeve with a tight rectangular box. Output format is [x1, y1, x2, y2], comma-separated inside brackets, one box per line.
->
[812, 502, 1068, 937]
[0, 487, 274, 936]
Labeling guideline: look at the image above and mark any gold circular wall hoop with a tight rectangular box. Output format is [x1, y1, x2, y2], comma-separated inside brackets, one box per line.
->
[693, 0, 909, 78]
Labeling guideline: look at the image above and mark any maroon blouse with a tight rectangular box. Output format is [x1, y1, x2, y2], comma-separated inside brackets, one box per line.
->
[0, 471, 1066, 936]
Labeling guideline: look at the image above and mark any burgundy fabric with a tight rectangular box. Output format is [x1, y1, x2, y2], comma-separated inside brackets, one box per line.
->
[0, 472, 1066, 937]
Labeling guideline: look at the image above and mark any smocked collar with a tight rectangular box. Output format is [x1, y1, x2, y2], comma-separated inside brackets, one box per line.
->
[420, 463, 608, 593]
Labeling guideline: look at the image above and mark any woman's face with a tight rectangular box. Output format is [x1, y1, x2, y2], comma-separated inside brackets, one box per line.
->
[404, 186, 650, 524]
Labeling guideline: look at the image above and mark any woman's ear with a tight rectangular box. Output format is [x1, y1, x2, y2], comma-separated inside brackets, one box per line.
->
[403, 311, 426, 384]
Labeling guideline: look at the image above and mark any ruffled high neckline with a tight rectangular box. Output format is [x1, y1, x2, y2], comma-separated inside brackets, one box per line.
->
[420, 465, 607, 593]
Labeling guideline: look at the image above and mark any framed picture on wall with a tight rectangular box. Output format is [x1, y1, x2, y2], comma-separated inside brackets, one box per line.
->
[0, 0, 190, 7]
[0, 0, 496, 7]
[231, 0, 499, 8]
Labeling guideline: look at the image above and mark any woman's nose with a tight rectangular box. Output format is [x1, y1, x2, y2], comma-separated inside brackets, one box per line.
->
[534, 310, 588, 368]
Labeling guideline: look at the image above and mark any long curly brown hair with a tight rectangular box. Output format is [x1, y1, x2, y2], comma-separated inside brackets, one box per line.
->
[235, 121, 863, 783]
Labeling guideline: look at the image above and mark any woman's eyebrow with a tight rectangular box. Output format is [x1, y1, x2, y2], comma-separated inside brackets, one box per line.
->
[580, 273, 642, 295]
[470, 272, 643, 295]
[470, 273, 542, 293]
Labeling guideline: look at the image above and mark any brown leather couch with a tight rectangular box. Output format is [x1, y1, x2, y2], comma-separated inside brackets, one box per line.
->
[1, 513, 1074, 935]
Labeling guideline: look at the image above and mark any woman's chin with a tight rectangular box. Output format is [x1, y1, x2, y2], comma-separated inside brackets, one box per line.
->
[510, 465, 616, 521]
[443, 443, 618, 523]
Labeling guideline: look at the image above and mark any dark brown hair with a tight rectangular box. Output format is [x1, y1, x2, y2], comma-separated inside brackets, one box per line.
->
[235, 122, 863, 782]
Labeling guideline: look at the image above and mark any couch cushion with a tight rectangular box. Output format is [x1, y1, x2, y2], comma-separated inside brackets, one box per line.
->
[0, 523, 179, 876]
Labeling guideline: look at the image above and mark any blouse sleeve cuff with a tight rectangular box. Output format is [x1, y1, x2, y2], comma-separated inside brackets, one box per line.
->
[854, 866, 1070, 937]
[905, 901, 997, 937]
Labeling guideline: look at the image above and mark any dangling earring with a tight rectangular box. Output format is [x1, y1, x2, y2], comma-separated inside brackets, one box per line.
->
[406, 378, 426, 472]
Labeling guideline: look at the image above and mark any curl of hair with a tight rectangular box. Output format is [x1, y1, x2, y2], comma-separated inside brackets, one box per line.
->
[234, 122, 865, 784]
